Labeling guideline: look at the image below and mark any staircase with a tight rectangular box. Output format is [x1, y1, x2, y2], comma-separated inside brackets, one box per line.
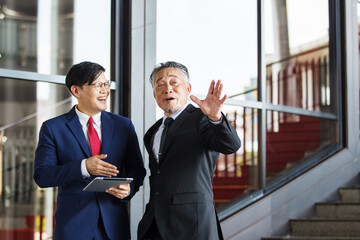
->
[262, 174, 360, 240]
[212, 116, 322, 207]
[266, 116, 321, 176]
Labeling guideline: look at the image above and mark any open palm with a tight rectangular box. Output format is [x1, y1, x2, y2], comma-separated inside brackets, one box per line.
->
[190, 80, 227, 121]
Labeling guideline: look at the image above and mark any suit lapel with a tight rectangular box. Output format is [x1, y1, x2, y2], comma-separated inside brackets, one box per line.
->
[66, 106, 91, 158]
[159, 104, 195, 164]
[100, 112, 114, 155]
[144, 119, 162, 162]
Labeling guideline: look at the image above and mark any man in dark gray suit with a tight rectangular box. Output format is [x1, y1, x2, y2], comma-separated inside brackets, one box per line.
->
[138, 61, 241, 240]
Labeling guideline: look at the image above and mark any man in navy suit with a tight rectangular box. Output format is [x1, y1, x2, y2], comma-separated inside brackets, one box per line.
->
[137, 61, 241, 240]
[34, 61, 146, 240]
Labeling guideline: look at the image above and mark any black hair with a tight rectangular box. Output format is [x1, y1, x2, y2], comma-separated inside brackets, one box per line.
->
[65, 61, 105, 92]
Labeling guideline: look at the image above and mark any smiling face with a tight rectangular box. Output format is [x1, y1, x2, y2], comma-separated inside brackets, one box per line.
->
[71, 72, 110, 116]
[153, 67, 191, 116]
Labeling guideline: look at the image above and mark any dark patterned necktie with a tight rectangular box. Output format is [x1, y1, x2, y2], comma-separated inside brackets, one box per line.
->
[158, 117, 174, 158]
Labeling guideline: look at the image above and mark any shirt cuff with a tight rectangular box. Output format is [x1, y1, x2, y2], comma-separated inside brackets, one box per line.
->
[208, 114, 223, 125]
[81, 159, 90, 178]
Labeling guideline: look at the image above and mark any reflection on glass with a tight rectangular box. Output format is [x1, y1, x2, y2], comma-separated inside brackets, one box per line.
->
[266, 111, 338, 182]
[0, 78, 72, 239]
[213, 106, 258, 208]
[156, 0, 257, 101]
[0, 0, 111, 75]
[265, 0, 333, 113]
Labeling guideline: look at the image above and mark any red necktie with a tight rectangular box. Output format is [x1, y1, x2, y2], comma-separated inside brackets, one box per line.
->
[88, 117, 101, 156]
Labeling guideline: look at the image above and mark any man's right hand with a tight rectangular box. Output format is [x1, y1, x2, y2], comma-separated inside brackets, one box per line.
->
[85, 154, 119, 177]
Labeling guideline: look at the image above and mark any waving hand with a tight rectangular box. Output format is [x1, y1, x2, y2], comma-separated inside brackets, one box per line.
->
[190, 80, 227, 121]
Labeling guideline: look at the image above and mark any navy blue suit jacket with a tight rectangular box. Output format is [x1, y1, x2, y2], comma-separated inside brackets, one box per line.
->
[34, 106, 146, 240]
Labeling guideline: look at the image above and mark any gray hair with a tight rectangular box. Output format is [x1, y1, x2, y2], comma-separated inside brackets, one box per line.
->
[149, 61, 190, 87]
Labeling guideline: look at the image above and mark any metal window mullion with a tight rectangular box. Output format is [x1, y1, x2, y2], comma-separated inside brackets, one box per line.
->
[0, 68, 65, 84]
[0, 68, 117, 90]
[258, 0, 267, 191]
[328, 0, 344, 147]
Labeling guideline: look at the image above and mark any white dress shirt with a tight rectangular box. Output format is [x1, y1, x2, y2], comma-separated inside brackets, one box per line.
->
[75, 106, 102, 178]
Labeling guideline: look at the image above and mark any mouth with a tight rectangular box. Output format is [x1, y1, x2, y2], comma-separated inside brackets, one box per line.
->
[97, 97, 107, 103]
[164, 97, 176, 103]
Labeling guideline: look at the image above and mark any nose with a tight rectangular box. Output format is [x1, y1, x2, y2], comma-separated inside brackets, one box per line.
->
[164, 83, 173, 93]
[99, 83, 109, 93]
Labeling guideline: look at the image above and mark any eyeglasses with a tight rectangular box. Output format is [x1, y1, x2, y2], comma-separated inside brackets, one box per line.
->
[89, 81, 111, 91]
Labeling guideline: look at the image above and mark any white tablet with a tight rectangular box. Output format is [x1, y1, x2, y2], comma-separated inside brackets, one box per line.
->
[83, 177, 133, 192]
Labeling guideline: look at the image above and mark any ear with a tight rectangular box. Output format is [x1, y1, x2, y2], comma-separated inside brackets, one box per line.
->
[186, 82, 192, 94]
[70, 85, 81, 98]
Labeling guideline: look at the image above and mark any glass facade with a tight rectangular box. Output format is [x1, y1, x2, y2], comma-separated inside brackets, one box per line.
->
[0, 0, 349, 238]
[156, 0, 341, 209]
[213, 106, 258, 207]
[0, 78, 72, 239]
[156, 0, 258, 101]
[265, 0, 331, 110]
[265, 111, 337, 182]
[0, 0, 111, 75]
[0, 0, 111, 238]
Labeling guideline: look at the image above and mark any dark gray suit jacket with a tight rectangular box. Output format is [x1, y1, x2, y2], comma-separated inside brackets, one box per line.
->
[138, 104, 241, 240]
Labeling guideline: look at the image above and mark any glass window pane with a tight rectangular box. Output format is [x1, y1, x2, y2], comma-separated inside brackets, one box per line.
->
[0, 78, 73, 238]
[156, 0, 258, 101]
[265, 0, 333, 113]
[213, 105, 259, 208]
[265, 111, 338, 183]
[0, 0, 111, 75]
[0, 77, 115, 238]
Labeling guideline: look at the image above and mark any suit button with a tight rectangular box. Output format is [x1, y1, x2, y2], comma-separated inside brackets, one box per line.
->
[156, 170, 160, 174]
[155, 191, 159, 195]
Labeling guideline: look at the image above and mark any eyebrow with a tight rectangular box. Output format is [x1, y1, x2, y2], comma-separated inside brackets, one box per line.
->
[155, 74, 179, 83]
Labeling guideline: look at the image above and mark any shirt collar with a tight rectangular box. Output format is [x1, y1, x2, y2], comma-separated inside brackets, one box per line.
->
[162, 103, 189, 124]
[75, 105, 102, 128]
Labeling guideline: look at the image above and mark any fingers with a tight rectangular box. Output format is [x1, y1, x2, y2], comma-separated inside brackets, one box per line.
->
[207, 80, 215, 95]
[220, 94, 227, 104]
[86, 155, 119, 177]
[100, 165, 119, 177]
[213, 80, 223, 97]
[190, 95, 201, 106]
[106, 184, 130, 199]
[99, 160, 118, 177]
[97, 154, 108, 159]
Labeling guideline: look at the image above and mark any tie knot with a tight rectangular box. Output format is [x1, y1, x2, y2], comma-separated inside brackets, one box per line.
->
[88, 117, 94, 125]
[164, 117, 173, 127]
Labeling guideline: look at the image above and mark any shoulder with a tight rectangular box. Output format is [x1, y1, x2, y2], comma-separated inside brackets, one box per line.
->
[42, 111, 70, 127]
[185, 104, 206, 122]
[102, 111, 130, 122]
[101, 111, 133, 129]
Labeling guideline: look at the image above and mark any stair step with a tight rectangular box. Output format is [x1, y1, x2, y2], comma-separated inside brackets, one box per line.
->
[290, 219, 360, 236]
[339, 188, 360, 203]
[316, 202, 360, 219]
[262, 237, 360, 240]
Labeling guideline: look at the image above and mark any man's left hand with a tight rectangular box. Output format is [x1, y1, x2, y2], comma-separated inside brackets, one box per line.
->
[106, 183, 130, 199]
[190, 80, 226, 121]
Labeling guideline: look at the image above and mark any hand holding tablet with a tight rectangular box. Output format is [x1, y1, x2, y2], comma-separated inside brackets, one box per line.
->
[83, 177, 133, 192]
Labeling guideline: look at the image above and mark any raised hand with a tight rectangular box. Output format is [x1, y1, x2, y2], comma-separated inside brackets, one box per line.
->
[190, 80, 227, 121]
